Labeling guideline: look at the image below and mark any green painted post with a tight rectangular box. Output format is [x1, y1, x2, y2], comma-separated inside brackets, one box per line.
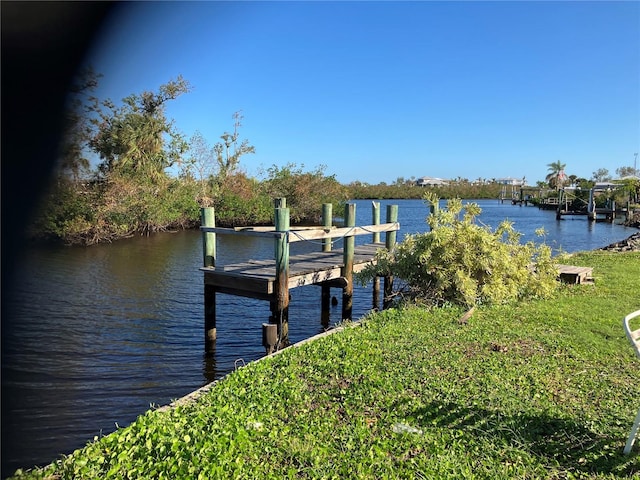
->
[201, 207, 216, 268]
[201, 207, 217, 350]
[321, 203, 333, 325]
[342, 203, 356, 320]
[385, 204, 398, 250]
[372, 201, 380, 243]
[427, 198, 438, 231]
[371, 201, 381, 310]
[428, 198, 439, 216]
[273, 206, 290, 345]
[322, 203, 333, 252]
[384, 204, 398, 310]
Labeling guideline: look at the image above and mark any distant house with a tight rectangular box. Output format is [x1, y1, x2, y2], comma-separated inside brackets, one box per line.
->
[496, 177, 526, 186]
[593, 181, 623, 190]
[416, 176, 449, 187]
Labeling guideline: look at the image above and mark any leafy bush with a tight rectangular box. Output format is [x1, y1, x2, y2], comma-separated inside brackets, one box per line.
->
[262, 163, 349, 223]
[358, 194, 559, 308]
[213, 173, 272, 226]
[30, 179, 98, 244]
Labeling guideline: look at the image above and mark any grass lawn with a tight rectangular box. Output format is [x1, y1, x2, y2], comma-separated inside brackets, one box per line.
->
[11, 251, 640, 479]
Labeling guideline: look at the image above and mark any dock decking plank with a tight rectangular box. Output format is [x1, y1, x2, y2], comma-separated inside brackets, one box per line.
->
[201, 243, 385, 296]
[556, 264, 594, 284]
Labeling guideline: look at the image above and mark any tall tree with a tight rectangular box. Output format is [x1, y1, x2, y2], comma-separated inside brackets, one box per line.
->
[592, 168, 611, 182]
[616, 166, 639, 178]
[185, 130, 217, 205]
[213, 111, 255, 183]
[546, 160, 567, 189]
[186, 131, 215, 183]
[89, 76, 191, 181]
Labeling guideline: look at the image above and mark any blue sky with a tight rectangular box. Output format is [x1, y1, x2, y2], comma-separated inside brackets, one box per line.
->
[86, 1, 639, 185]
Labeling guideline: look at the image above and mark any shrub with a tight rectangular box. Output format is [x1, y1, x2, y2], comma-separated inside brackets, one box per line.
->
[358, 194, 558, 308]
[213, 173, 272, 226]
[30, 179, 99, 244]
[262, 163, 349, 223]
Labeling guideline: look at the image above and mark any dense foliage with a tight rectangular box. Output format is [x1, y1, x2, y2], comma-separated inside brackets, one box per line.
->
[262, 164, 348, 223]
[346, 181, 506, 200]
[31, 174, 200, 244]
[30, 75, 350, 244]
[10, 252, 640, 479]
[30, 71, 639, 245]
[358, 194, 559, 308]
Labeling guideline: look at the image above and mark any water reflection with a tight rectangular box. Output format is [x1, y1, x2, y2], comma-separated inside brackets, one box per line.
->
[202, 352, 217, 385]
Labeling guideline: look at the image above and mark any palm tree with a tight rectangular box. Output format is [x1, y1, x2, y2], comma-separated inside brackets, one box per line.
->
[546, 160, 567, 189]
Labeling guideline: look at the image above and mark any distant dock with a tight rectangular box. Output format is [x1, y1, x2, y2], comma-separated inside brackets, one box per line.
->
[505, 184, 630, 223]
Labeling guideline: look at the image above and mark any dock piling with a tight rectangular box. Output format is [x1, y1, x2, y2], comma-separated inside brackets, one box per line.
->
[372, 201, 381, 310]
[201, 207, 216, 268]
[262, 323, 278, 355]
[342, 203, 356, 320]
[272, 205, 290, 345]
[384, 204, 398, 309]
[321, 203, 333, 326]
[372, 201, 381, 244]
[201, 207, 217, 349]
[322, 203, 333, 252]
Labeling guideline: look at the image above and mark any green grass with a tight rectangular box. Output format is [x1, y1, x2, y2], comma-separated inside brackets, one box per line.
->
[12, 251, 640, 479]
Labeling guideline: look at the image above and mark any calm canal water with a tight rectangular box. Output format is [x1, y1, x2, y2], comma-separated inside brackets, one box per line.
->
[1, 199, 635, 477]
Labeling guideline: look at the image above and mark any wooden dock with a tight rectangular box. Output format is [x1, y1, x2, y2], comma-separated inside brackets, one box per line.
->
[553, 185, 628, 222]
[199, 200, 399, 353]
[201, 243, 384, 299]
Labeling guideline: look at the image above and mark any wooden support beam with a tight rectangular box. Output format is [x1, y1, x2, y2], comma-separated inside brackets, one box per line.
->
[287, 223, 399, 242]
[372, 201, 381, 310]
[201, 207, 217, 351]
[342, 203, 356, 320]
[262, 323, 278, 355]
[200, 223, 399, 241]
[204, 284, 216, 350]
[321, 284, 331, 328]
[318, 277, 348, 288]
[372, 201, 380, 243]
[288, 267, 343, 288]
[203, 270, 274, 297]
[273, 206, 290, 344]
[201, 207, 216, 268]
[322, 203, 333, 252]
[384, 204, 398, 309]
[321, 202, 334, 326]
